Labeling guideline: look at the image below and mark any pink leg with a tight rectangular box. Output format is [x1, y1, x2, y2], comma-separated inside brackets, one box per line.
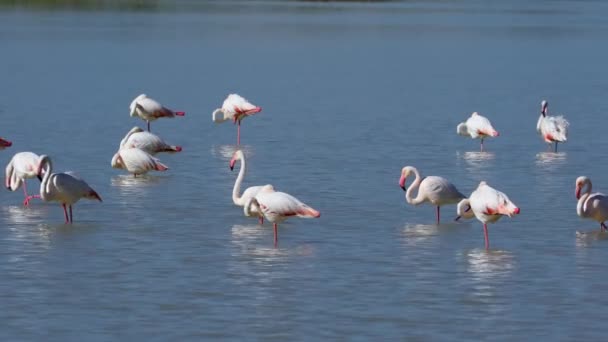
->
[69, 205, 73, 223]
[259, 216, 264, 225]
[436, 206, 440, 224]
[22, 180, 40, 206]
[237, 121, 241, 145]
[483, 223, 489, 250]
[273, 223, 278, 247]
[62, 204, 69, 223]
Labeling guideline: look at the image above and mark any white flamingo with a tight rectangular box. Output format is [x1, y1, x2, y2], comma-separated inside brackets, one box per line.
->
[120, 127, 182, 155]
[575, 176, 608, 232]
[457, 112, 499, 152]
[537, 100, 569, 152]
[0, 137, 11, 150]
[129, 94, 185, 132]
[398, 166, 465, 224]
[5, 152, 44, 206]
[111, 148, 169, 177]
[36, 155, 102, 223]
[229, 150, 274, 224]
[455, 181, 520, 249]
[212, 94, 262, 145]
[244, 191, 320, 246]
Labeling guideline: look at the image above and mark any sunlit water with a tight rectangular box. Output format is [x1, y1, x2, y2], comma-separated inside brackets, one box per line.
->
[1, 1, 608, 340]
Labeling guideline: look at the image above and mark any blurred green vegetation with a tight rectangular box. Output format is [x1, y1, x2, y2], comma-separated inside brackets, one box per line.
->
[0, 0, 161, 11]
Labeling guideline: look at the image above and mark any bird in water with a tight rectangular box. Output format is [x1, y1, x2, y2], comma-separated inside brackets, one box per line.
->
[229, 150, 275, 224]
[5, 152, 45, 206]
[575, 176, 608, 232]
[457, 112, 499, 152]
[111, 148, 169, 177]
[455, 181, 520, 249]
[212, 94, 262, 145]
[537, 100, 569, 153]
[398, 165, 465, 224]
[129, 94, 185, 132]
[119, 126, 182, 155]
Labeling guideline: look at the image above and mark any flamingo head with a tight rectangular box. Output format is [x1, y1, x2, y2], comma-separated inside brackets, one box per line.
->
[129, 94, 146, 116]
[575, 176, 590, 199]
[541, 100, 548, 116]
[399, 167, 414, 191]
[36, 155, 51, 179]
[229, 150, 244, 171]
[0, 137, 12, 149]
[111, 152, 124, 169]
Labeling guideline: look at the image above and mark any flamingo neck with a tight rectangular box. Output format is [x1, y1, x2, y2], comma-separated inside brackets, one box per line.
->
[457, 199, 475, 220]
[232, 155, 246, 205]
[39, 156, 53, 200]
[405, 167, 425, 205]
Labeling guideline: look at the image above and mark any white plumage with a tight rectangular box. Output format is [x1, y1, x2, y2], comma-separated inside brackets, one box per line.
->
[129, 94, 185, 131]
[5, 152, 44, 205]
[111, 148, 169, 176]
[120, 127, 182, 155]
[537, 100, 569, 152]
[229, 150, 274, 223]
[457, 112, 499, 151]
[575, 176, 608, 231]
[212, 93, 262, 145]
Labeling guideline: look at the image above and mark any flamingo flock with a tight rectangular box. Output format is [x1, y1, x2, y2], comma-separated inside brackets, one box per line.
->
[2, 95, 597, 250]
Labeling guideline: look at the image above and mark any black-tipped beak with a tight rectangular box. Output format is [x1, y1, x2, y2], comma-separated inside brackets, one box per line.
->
[229, 165, 234, 171]
[37, 175, 42, 182]
[454, 216, 461, 221]
[401, 185, 406, 191]
[6, 186, 11, 191]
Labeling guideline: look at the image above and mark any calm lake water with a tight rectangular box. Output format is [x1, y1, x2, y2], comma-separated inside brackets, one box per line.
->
[1, 0, 608, 340]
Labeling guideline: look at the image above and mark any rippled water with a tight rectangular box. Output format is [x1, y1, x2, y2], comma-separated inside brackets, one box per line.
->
[2, 1, 608, 340]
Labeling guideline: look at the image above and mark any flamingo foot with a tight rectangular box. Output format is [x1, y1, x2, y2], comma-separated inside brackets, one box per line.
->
[23, 194, 41, 206]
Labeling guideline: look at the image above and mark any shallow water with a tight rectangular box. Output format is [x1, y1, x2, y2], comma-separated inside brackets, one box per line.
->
[1, 1, 608, 340]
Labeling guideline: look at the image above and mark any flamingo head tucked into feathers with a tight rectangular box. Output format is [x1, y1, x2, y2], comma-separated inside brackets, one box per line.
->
[111, 152, 124, 169]
[541, 100, 548, 116]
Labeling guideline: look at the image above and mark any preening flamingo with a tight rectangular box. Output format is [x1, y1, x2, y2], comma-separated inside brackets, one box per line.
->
[455, 181, 520, 249]
[120, 127, 182, 155]
[5, 152, 44, 206]
[0, 137, 12, 150]
[398, 166, 465, 224]
[212, 94, 262, 145]
[537, 100, 569, 152]
[244, 191, 320, 246]
[457, 112, 499, 152]
[129, 94, 185, 132]
[111, 148, 168, 177]
[575, 176, 608, 232]
[36, 155, 102, 223]
[229, 150, 275, 224]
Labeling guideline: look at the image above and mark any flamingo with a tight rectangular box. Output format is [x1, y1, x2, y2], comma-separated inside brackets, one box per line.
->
[398, 166, 465, 224]
[575, 176, 608, 232]
[244, 191, 320, 246]
[5, 152, 44, 206]
[120, 127, 182, 155]
[36, 155, 102, 223]
[537, 100, 569, 153]
[229, 150, 275, 224]
[212, 94, 262, 145]
[455, 181, 520, 249]
[129, 94, 185, 132]
[111, 148, 168, 177]
[0, 137, 12, 150]
[457, 112, 499, 152]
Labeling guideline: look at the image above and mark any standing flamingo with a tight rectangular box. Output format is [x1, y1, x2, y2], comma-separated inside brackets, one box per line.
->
[111, 148, 169, 177]
[244, 191, 320, 246]
[229, 150, 275, 224]
[0, 137, 12, 150]
[575, 176, 608, 231]
[398, 166, 465, 224]
[212, 94, 262, 145]
[129, 94, 185, 132]
[5, 152, 44, 206]
[120, 127, 182, 155]
[36, 155, 102, 223]
[537, 100, 569, 153]
[455, 181, 520, 249]
[457, 112, 499, 152]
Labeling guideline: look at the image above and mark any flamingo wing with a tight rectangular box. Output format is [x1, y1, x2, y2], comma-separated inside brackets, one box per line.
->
[257, 192, 320, 218]
[420, 176, 466, 204]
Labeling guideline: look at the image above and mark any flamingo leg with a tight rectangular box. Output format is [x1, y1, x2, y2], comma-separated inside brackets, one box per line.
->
[69, 205, 73, 223]
[22, 180, 40, 206]
[554, 142, 558, 153]
[259, 216, 264, 225]
[147, 121, 151, 132]
[483, 223, 490, 250]
[601, 222, 607, 232]
[62, 204, 69, 223]
[436, 206, 440, 224]
[273, 223, 278, 247]
[480, 138, 484, 152]
[237, 120, 241, 145]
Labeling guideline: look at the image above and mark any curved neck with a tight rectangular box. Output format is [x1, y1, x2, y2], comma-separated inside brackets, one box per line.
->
[39, 156, 53, 191]
[243, 197, 260, 217]
[232, 156, 246, 205]
[457, 199, 475, 219]
[582, 180, 592, 196]
[405, 167, 425, 205]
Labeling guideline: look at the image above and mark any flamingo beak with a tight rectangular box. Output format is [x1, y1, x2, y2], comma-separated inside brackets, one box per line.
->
[229, 159, 236, 171]
[399, 175, 406, 191]
[513, 207, 520, 215]
[575, 185, 581, 199]
[37, 174, 42, 182]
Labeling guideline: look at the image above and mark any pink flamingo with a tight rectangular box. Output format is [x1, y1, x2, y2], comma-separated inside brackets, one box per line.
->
[244, 191, 320, 246]
[0, 137, 11, 150]
[120, 127, 182, 155]
[537, 100, 569, 153]
[5, 152, 44, 206]
[229, 150, 275, 224]
[129, 94, 185, 132]
[398, 166, 465, 224]
[36, 155, 102, 223]
[575, 176, 608, 232]
[111, 148, 168, 177]
[212, 94, 262, 145]
[457, 112, 499, 152]
[455, 181, 520, 249]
